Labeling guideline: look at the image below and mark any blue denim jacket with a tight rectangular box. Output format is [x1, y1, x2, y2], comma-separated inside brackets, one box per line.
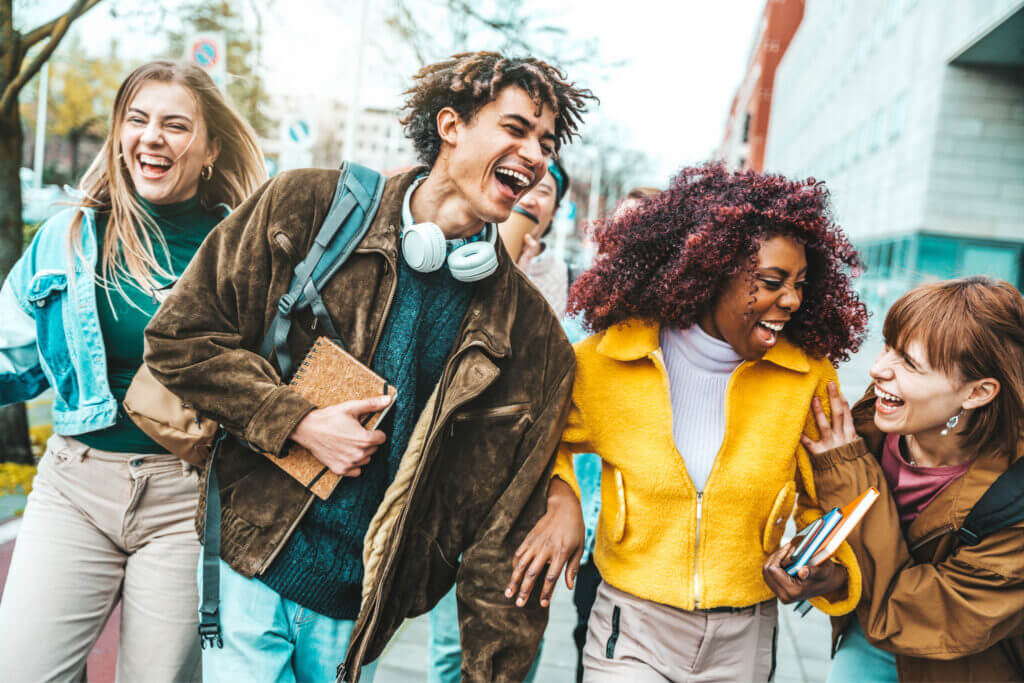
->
[561, 314, 601, 562]
[0, 205, 227, 435]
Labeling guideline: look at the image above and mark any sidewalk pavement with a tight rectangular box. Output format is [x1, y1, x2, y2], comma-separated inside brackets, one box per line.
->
[0, 506, 833, 683]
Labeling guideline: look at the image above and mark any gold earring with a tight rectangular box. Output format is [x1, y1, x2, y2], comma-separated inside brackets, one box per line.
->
[200, 164, 213, 181]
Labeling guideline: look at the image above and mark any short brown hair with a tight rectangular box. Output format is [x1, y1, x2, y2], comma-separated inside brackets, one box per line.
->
[883, 276, 1024, 456]
[400, 51, 597, 166]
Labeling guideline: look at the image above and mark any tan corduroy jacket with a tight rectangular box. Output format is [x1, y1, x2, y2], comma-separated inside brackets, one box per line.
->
[812, 387, 1024, 681]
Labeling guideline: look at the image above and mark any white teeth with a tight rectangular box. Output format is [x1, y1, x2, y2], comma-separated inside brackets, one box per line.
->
[759, 321, 784, 332]
[140, 154, 171, 167]
[874, 386, 903, 403]
[496, 167, 530, 189]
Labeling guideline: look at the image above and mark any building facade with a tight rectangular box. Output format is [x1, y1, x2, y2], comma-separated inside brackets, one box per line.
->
[718, 0, 805, 171]
[764, 0, 1024, 377]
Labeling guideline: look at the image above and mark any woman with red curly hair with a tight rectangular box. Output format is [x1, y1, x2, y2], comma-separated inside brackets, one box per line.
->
[505, 163, 869, 680]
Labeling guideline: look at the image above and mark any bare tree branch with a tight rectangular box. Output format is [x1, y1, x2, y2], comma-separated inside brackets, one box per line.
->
[1, 0, 102, 112]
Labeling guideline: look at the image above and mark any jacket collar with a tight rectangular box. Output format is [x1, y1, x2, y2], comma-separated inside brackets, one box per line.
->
[596, 318, 811, 373]
[359, 167, 515, 359]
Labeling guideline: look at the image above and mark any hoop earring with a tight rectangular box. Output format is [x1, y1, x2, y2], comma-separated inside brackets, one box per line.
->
[940, 410, 964, 436]
[200, 164, 213, 181]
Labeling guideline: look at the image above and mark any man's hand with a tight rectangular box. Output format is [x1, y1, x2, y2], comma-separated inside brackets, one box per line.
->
[762, 542, 848, 603]
[289, 395, 392, 477]
[505, 477, 585, 609]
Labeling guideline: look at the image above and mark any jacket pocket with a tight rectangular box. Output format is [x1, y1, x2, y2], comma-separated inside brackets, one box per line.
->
[762, 481, 796, 552]
[26, 271, 79, 406]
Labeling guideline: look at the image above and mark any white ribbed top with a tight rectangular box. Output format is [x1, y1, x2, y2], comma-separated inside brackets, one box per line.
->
[659, 325, 743, 493]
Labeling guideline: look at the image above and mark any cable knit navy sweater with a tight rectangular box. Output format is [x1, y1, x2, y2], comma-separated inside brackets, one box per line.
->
[259, 257, 474, 618]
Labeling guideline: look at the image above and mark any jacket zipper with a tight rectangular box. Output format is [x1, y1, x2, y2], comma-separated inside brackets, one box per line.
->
[694, 491, 703, 608]
[259, 249, 398, 576]
[348, 339, 495, 679]
[649, 349, 704, 610]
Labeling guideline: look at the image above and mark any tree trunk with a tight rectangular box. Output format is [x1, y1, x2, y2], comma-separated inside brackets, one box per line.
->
[0, 105, 35, 464]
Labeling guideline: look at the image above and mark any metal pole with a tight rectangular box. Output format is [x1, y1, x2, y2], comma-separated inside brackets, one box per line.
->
[343, 0, 371, 162]
[33, 63, 49, 189]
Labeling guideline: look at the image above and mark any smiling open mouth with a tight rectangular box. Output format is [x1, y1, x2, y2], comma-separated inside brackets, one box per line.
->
[138, 153, 173, 179]
[755, 320, 785, 347]
[874, 386, 905, 410]
[494, 166, 531, 199]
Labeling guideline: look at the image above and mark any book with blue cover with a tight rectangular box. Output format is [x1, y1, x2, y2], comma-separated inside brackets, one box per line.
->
[785, 507, 842, 576]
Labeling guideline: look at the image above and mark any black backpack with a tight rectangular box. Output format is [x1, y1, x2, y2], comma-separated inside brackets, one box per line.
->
[199, 162, 385, 649]
[957, 457, 1024, 546]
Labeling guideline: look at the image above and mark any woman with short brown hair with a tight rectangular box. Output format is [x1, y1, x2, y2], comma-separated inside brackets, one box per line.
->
[796, 276, 1024, 682]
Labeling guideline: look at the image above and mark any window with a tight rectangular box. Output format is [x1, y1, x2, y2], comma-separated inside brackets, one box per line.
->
[742, 113, 752, 143]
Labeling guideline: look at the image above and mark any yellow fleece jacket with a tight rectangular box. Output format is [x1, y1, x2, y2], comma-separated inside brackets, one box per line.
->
[552, 319, 861, 615]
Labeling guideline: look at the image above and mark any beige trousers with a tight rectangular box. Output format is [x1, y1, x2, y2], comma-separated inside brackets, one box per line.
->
[0, 435, 202, 682]
[583, 581, 778, 683]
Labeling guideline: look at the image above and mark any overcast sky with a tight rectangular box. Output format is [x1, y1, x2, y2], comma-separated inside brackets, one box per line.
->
[24, 0, 766, 183]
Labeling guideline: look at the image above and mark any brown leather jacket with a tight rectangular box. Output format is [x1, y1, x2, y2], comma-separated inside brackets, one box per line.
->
[145, 168, 574, 681]
[810, 387, 1024, 682]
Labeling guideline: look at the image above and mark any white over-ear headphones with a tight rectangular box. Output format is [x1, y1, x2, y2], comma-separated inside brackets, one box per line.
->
[401, 176, 499, 282]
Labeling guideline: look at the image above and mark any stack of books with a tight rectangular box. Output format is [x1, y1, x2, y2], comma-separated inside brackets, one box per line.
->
[784, 487, 880, 576]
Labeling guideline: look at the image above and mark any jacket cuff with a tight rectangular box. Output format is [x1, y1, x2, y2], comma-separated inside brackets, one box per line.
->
[243, 385, 317, 456]
[551, 446, 582, 503]
[807, 541, 862, 616]
[811, 438, 870, 472]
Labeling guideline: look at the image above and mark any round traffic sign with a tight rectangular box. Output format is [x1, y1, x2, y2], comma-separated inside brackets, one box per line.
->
[287, 120, 313, 146]
[191, 39, 220, 69]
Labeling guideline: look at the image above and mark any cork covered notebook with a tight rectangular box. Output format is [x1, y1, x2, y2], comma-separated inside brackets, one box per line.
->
[264, 336, 396, 500]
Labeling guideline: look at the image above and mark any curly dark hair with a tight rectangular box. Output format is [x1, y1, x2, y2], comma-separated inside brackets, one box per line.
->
[400, 51, 597, 166]
[570, 163, 869, 363]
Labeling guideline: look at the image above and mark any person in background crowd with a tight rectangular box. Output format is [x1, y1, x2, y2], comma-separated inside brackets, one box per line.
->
[793, 277, 1024, 683]
[0, 60, 266, 682]
[508, 158, 571, 316]
[144, 51, 595, 682]
[507, 163, 868, 681]
[427, 156, 571, 683]
[562, 184, 660, 683]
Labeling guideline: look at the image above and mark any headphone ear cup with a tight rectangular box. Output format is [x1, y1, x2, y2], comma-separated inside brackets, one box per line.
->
[402, 223, 447, 272]
[447, 240, 499, 282]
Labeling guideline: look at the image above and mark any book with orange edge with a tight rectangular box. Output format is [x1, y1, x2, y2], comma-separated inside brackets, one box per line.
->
[807, 486, 880, 566]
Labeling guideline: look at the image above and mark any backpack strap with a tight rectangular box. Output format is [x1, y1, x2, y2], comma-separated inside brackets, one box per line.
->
[200, 163, 384, 650]
[258, 162, 385, 378]
[198, 430, 228, 649]
[957, 457, 1024, 546]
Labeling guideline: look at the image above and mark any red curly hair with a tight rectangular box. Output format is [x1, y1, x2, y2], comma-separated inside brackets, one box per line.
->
[570, 163, 868, 363]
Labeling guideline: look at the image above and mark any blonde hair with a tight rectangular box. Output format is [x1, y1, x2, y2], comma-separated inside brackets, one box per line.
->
[70, 60, 266, 294]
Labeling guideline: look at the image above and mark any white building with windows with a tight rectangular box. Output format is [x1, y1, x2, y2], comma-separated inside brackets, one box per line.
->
[764, 0, 1024, 379]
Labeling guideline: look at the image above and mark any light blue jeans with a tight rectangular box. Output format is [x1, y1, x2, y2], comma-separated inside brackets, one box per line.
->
[201, 559, 377, 682]
[827, 618, 898, 683]
[427, 585, 542, 682]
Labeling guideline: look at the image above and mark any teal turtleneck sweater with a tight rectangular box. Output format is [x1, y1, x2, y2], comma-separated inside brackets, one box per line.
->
[77, 194, 222, 454]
